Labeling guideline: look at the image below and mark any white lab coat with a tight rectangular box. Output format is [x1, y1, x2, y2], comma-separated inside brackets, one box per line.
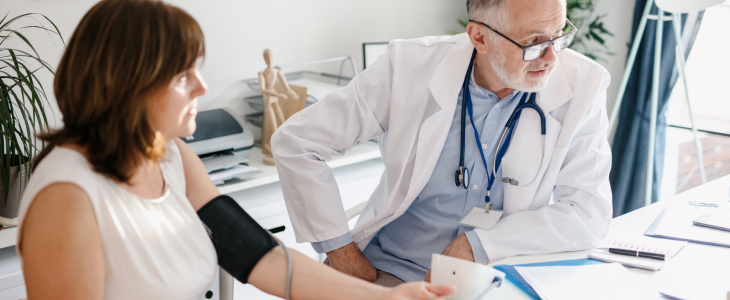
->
[272, 33, 613, 263]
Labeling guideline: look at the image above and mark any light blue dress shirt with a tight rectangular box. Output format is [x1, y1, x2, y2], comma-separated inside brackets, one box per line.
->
[312, 72, 522, 282]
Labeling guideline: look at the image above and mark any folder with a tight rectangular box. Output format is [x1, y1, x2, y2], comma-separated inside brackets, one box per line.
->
[492, 259, 603, 300]
[645, 208, 730, 248]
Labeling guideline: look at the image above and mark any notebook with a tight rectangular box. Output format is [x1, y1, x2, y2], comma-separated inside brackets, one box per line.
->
[588, 233, 687, 271]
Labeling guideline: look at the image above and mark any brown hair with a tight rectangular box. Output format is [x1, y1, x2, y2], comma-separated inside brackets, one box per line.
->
[36, 0, 205, 183]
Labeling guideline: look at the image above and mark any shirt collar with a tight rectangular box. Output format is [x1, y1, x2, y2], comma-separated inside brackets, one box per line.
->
[469, 71, 519, 102]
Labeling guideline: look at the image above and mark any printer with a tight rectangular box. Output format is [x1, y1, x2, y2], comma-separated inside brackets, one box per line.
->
[183, 108, 254, 176]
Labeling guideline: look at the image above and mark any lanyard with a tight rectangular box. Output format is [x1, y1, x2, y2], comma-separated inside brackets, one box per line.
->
[465, 82, 528, 208]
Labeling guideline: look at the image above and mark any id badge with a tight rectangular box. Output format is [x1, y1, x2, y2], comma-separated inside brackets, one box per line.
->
[460, 207, 503, 230]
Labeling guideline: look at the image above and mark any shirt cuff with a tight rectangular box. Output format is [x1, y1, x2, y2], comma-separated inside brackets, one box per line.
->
[311, 231, 354, 254]
[465, 230, 489, 264]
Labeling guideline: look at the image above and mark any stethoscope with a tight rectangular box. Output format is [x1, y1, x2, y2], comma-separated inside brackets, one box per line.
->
[454, 50, 547, 212]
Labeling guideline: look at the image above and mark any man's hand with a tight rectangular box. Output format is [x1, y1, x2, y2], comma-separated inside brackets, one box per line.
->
[326, 242, 377, 282]
[424, 234, 474, 282]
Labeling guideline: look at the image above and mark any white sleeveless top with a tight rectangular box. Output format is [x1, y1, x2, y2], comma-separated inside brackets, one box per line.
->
[17, 142, 217, 300]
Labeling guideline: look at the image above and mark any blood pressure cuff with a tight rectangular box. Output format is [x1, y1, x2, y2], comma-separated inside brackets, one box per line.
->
[197, 195, 278, 283]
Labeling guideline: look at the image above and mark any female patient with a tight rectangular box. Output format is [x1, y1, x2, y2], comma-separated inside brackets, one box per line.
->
[16, 0, 455, 299]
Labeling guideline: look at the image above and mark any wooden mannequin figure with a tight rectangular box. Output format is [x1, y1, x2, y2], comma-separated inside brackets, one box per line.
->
[258, 49, 299, 165]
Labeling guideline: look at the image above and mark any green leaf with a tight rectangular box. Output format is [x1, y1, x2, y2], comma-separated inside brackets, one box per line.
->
[0, 12, 62, 204]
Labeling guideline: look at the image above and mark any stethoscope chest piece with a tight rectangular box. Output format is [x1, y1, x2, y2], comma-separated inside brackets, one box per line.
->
[454, 167, 470, 189]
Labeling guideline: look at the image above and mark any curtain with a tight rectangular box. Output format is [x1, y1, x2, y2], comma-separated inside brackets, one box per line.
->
[609, 1, 704, 217]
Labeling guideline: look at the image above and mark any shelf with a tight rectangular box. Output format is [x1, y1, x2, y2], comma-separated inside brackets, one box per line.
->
[217, 141, 381, 194]
[0, 227, 17, 250]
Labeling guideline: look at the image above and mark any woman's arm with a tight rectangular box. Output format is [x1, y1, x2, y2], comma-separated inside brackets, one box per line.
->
[20, 183, 105, 299]
[176, 139, 454, 300]
[175, 138, 220, 210]
[250, 247, 454, 300]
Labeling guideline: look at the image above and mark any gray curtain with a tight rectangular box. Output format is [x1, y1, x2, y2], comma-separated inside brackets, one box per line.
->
[609, 2, 704, 217]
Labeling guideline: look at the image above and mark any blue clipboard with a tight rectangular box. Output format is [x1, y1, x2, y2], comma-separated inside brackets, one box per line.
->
[492, 258, 604, 300]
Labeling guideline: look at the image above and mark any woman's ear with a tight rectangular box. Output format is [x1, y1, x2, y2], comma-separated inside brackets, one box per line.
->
[467, 23, 491, 54]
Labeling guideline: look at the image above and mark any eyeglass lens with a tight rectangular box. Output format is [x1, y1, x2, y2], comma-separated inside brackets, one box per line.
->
[523, 32, 575, 61]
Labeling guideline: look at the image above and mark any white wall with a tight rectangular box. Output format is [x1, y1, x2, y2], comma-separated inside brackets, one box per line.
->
[6, 0, 641, 133]
[5, 0, 467, 128]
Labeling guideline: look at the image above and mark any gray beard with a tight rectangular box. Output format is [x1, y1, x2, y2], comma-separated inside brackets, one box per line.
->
[487, 50, 554, 92]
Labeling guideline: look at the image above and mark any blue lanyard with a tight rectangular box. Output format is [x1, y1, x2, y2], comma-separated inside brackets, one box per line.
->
[465, 86, 528, 205]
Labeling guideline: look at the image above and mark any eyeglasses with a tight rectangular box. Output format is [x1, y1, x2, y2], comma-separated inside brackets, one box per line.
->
[468, 19, 577, 61]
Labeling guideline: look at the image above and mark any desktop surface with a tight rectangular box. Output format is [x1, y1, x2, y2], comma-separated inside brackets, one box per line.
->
[489, 174, 730, 300]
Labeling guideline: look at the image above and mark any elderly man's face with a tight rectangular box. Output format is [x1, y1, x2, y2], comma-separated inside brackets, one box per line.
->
[486, 0, 566, 92]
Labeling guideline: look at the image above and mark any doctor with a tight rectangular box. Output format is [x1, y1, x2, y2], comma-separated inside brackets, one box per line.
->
[272, 0, 612, 286]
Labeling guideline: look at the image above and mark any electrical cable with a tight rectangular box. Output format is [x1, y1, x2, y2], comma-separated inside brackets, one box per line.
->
[268, 233, 292, 300]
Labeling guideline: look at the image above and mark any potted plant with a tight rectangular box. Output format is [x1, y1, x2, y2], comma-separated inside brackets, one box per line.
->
[0, 12, 63, 221]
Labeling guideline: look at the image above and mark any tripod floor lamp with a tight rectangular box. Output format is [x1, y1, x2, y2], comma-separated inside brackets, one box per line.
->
[609, 0, 725, 207]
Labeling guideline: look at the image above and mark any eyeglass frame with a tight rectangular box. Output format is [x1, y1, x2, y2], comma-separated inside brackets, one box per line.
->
[468, 18, 577, 61]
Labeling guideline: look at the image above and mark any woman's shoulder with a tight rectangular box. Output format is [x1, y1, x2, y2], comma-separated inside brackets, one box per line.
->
[33, 145, 99, 181]
[18, 146, 104, 223]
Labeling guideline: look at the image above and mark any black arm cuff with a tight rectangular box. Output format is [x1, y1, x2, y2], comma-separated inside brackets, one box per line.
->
[197, 195, 278, 283]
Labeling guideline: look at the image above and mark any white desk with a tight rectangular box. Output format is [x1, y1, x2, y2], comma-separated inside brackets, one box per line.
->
[491, 175, 730, 300]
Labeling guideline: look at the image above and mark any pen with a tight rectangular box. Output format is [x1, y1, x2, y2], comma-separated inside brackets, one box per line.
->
[603, 248, 666, 261]
[689, 201, 719, 208]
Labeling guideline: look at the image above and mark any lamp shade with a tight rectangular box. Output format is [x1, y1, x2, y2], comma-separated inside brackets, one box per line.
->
[655, 0, 726, 13]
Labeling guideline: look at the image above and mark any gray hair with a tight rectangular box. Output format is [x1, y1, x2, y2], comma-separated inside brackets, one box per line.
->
[466, 0, 508, 30]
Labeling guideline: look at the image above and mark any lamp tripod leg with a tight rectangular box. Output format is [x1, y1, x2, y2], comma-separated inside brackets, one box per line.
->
[645, 8, 664, 207]
[673, 12, 707, 184]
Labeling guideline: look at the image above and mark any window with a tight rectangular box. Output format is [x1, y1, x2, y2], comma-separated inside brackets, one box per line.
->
[662, 2, 730, 197]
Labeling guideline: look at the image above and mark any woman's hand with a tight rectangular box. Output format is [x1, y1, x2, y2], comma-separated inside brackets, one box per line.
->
[381, 282, 456, 300]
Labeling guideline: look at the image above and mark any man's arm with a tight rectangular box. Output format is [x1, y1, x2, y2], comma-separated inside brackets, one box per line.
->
[272, 42, 396, 279]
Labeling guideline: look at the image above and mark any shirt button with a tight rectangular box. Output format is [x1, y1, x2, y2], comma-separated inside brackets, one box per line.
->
[496, 103, 501, 108]
[473, 184, 479, 190]
[482, 143, 488, 149]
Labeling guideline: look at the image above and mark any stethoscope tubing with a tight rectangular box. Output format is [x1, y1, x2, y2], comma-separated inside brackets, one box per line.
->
[456, 49, 547, 191]
[492, 93, 546, 187]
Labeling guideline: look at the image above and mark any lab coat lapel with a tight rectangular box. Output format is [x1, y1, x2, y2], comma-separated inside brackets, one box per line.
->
[500, 62, 573, 215]
[401, 37, 475, 208]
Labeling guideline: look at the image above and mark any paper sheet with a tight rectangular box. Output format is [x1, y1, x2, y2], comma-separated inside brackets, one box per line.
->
[209, 165, 259, 184]
[515, 263, 660, 300]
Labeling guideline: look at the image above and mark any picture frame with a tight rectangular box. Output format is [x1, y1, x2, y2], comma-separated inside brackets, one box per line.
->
[362, 42, 390, 70]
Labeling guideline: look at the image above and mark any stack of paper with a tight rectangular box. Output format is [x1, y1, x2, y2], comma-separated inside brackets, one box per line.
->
[515, 263, 659, 300]
[209, 164, 260, 185]
[588, 233, 687, 271]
